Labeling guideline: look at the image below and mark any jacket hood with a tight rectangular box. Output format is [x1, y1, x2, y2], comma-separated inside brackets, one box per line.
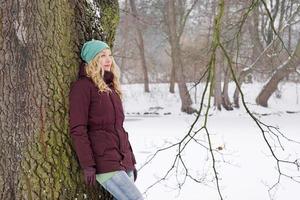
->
[78, 62, 87, 78]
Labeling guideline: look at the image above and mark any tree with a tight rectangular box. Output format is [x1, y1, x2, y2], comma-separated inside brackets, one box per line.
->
[139, 1, 300, 199]
[119, 0, 130, 83]
[256, 38, 300, 107]
[129, 0, 150, 92]
[0, 0, 119, 199]
[165, 0, 198, 113]
[233, 0, 300, 108]
[213, 1, 237, 111]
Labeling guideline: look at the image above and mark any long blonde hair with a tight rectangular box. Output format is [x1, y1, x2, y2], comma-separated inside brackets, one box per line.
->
[85, 53, 123, 98]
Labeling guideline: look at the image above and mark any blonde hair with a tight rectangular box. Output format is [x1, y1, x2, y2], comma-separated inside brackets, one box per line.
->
[85, 53, 123, 98]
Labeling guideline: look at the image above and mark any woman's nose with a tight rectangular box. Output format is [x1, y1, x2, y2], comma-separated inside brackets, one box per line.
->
[105, 57, 112, 63]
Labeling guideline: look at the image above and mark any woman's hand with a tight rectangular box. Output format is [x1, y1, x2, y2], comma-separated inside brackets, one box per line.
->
[83, 167, 96, 186]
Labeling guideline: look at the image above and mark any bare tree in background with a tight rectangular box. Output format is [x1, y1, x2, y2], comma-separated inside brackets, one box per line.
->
[255, 0, 300, 107]
[129, 0, 150, 92]
[0, 0, 119, 199]
[119, 0, 130, 83]
[213, 1, 239, 111]
[139, 1, 300, 200]
[164, 0, 199, 113]
[256, 37, 300, 106]
[116, 0, 299, 112]
[233, 0, 300, 108]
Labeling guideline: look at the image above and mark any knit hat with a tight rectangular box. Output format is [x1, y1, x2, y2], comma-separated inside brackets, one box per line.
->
[80, 39, 110, 63]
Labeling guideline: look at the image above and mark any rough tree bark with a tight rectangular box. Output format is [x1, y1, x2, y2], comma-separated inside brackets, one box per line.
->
[0, 0, 119, 199]
[129, 0, 150, 92]
[256, 38, 300, 107]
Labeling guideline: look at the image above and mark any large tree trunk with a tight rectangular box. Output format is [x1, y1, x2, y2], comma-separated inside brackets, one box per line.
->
[256, 38, 300, 107]
[129, 0, 150, 92]
[0, 1, 119, 199]
[167, 0, 194, 113]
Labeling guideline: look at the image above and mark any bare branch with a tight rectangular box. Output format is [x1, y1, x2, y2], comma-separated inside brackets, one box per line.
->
[178, 0, 200, 38]
[260, 0, 291, 56]
[219, 41, 300, 196]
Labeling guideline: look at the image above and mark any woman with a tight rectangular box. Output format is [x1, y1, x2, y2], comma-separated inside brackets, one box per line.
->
[69, 39, 144, 200]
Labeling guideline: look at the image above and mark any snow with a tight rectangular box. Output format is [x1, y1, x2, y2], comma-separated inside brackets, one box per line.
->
[122, 82, 300, 200]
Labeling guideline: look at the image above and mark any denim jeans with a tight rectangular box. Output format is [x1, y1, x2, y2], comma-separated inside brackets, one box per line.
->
[97, 170, 144, 200]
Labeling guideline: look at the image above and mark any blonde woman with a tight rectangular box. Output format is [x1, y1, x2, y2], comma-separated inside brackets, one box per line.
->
[69, 39, 143, 200]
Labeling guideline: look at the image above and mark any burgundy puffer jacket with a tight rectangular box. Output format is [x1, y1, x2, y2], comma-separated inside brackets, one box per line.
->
[69, 63, 136, 173]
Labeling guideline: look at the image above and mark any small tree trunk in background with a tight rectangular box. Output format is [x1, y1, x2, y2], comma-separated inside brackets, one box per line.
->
[233, 84, 240, 108]
[215, 1, 233, 111]
[119, 0, 130, 83]
[167, 0, 194, 113]
[221, 2, 233, 111]
[287, 2, 294, 52]
[214, 51, 222, 110]
[222, 66, 233, 110]
[256, 38, 300, 107]
[249, 6, 264, 62]
[265, 1, 280, 45]
[0, 0, 119, 199]
[169, 64, 176, 93]
[233, 5, 263, 108]
[129, 0, 150, 92]
[167, 0, 198, 95]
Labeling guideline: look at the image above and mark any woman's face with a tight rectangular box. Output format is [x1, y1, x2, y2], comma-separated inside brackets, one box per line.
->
[97, 48, 112, 71]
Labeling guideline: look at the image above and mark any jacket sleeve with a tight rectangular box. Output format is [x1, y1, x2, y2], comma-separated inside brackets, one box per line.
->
[124, 128, 137, 165]
[69, 80, 95, 169]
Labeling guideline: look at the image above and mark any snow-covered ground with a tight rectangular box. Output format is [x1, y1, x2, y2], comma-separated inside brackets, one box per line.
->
[122, 82, 300, 200]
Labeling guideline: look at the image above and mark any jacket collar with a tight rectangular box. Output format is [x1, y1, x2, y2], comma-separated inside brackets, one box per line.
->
[103, 70, 114, 86]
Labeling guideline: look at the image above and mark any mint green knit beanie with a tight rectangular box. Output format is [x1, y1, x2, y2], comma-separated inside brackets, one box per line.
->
[80, 39, 110, 63]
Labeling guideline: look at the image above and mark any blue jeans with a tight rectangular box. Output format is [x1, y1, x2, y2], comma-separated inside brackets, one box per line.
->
[98, 170, 144, 200]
